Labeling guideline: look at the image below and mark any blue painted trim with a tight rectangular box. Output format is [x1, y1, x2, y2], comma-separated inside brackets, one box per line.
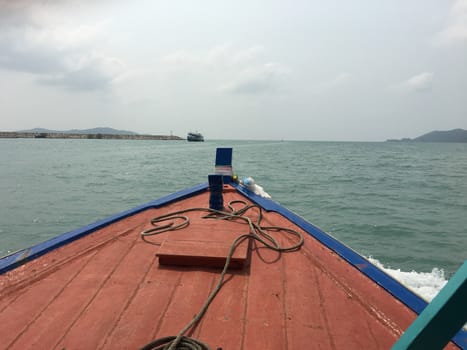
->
[231, 181, 467, 349]
[0, 183, 208, 275]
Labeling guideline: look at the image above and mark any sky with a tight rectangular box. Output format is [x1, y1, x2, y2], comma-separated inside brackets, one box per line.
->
[0, 0, 466, 141]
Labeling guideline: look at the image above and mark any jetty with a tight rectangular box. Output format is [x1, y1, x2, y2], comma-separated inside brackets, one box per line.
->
[0, 131, 183, 140]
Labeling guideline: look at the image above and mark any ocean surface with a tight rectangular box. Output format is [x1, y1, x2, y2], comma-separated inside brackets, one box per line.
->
[1, 139, 466, 301]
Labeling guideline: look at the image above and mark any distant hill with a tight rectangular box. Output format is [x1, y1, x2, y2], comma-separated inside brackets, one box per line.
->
[388, 128, 467, 143]
[19, 127, 138, 135]
[413, 129, 467, 142]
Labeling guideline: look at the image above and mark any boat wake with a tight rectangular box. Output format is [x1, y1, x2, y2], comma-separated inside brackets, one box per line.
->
[367, 257, 447, 302]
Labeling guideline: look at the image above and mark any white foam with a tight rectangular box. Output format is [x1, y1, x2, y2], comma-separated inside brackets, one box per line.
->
[367, 257, 447, 302]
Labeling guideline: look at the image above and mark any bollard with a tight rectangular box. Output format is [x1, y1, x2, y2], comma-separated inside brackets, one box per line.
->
[208, 174, 224, 211]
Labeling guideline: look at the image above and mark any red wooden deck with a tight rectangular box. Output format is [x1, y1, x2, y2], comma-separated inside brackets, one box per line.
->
[0, 186, 459, 349]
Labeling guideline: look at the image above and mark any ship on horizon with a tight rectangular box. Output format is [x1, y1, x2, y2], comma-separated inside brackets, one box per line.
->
[187, 131, 204, 142]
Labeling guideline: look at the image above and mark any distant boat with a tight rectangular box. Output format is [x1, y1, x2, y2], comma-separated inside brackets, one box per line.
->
[187, 132, 204, 142]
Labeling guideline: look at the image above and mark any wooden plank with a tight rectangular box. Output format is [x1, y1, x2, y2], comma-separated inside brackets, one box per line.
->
[153, 269, 217, 340]
[282, 247, 337, 349]
[195, 270, 249, 349]
[312, 266, 394, 349]
[101, 267, 183, 349]
[0, 254, 95, 349]
[243, 238, 288, 349]
[55, 238, 153, 349]
[157, 239, 248, 269]
[8, 237, 134, 349]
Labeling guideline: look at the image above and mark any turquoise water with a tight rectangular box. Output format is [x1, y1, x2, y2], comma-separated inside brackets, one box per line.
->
[1, 139, 466, 282]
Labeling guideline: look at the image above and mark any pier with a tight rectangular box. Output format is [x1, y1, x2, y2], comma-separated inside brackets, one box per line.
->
[0, 132, 183, 140]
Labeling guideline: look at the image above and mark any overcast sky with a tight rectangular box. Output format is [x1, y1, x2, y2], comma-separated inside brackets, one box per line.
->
[1, 0, 466, 141]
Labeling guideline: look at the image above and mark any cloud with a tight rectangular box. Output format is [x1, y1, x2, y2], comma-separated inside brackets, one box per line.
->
[230, 46, 265, 65]
[404, 72, 434, 91]
[222, 63, 289, 95]
[161, 44, 264, 68]
[38, 55, 125, 91]
[390, 72, 434, 93]
[314, 73, 351, 92]
[160, 45, 288, 95]
[434, 0, 467, 46]
[0, 2, 124, 91]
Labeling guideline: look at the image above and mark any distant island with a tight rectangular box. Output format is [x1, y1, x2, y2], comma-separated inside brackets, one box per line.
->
[387, 128, 467, 143]
[0, 127, 183, 140]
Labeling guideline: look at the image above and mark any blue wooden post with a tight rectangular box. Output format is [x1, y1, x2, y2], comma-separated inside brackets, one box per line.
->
[215, 147, 233, 181]
[391, 260, 467, 350]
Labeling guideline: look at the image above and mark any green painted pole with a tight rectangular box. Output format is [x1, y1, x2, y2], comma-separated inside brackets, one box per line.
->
[391, 260, 467, 350]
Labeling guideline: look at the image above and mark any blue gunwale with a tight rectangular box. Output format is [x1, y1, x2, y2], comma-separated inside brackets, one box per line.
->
[1, 180, 465, 348]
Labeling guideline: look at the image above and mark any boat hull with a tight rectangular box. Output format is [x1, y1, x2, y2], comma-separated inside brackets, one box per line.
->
[0, 183, 465, 349]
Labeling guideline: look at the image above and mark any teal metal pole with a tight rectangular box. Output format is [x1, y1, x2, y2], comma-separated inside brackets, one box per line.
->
[391, 260, 467, 350]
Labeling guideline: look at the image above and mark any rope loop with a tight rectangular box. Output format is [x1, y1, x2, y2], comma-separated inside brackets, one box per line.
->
[139, 335, 211, 350]
[141, 215, 189, 236]
[139, 200, 304, 350]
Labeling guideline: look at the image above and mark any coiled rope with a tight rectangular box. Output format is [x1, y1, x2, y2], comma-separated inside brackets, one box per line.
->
[140, 200, 304, 350]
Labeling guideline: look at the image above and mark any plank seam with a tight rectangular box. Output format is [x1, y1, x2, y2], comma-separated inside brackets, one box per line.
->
[0, 226, 136, 299]
[150, 271, 184, 339]
[313, 267, 337, 350]
[281, 247, 289, 350]
[5, 250, 98, 349]
[99, 250, 158, 349]
[240, 262, 250, 350]
[51, 237, 139, 349]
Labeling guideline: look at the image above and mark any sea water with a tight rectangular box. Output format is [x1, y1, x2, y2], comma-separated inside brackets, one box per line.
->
[1, 139, 466, 301]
